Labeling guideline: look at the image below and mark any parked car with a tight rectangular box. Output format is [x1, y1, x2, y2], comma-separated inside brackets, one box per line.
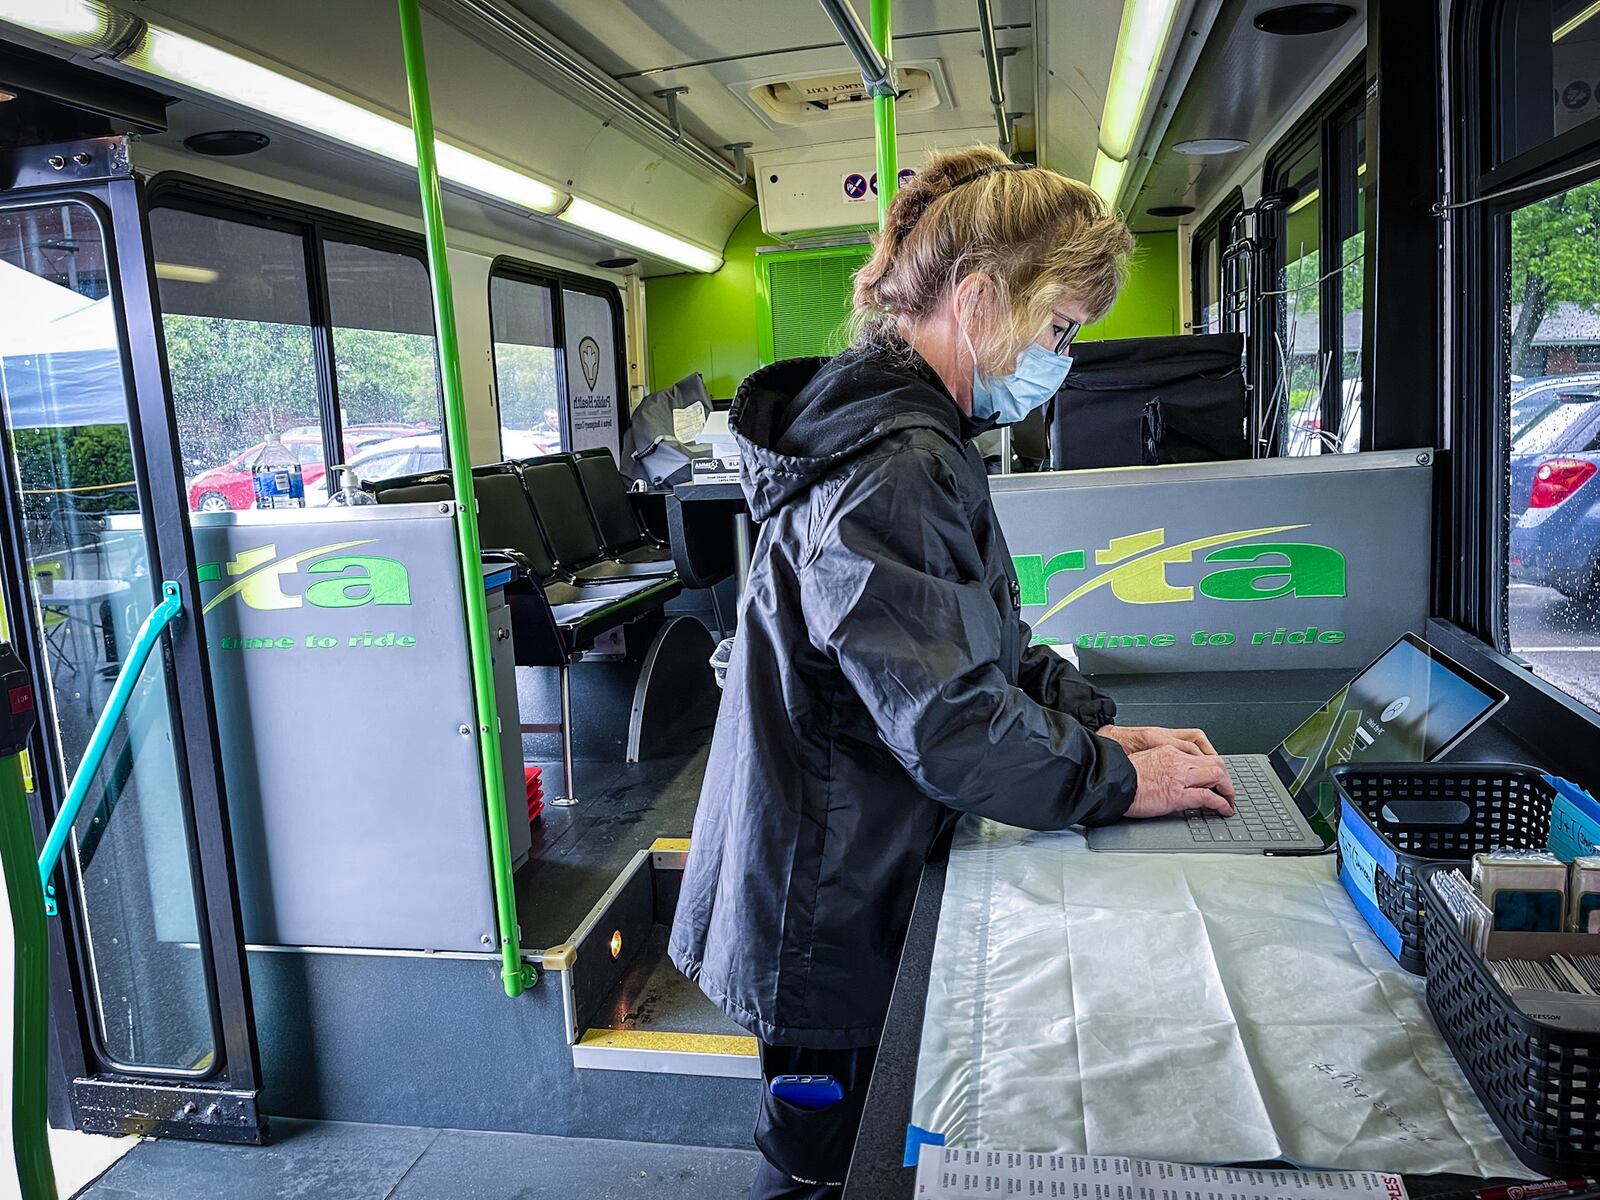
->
[304, 427, 561, 505]
[1510, 373, 1600, 442]
[1510, 394, 1600, 598]
[186, 423, 429, 512]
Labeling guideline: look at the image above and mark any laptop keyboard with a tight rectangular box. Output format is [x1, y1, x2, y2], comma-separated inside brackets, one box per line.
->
[1184, 758, 1305, 844]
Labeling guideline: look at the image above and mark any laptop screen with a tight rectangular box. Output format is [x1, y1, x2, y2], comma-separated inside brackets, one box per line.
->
[1267, 632, 1507, 841]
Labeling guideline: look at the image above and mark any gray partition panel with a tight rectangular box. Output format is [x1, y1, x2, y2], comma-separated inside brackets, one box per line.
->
[991, 450, 1433, 672]
[191, 506, 499, 952]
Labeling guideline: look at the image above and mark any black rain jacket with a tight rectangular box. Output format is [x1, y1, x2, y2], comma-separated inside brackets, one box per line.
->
[668, 337, 1138, 1049]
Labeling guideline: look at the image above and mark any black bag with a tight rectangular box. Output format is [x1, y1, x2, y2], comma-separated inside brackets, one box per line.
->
[619, 372, 715, 486]
[1050, 333, 1246, 469]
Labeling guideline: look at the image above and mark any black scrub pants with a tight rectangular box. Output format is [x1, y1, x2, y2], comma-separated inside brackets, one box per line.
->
[749, 1040, 878, 1200]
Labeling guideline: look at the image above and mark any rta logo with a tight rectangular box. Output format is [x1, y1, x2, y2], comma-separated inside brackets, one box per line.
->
[197, 541, 413, 613]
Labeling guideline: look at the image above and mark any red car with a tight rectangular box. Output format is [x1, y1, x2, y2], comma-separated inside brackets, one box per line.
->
[186, 424, 429, 512]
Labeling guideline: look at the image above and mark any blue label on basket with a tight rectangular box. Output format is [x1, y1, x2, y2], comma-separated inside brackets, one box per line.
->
[1337, 799, 1404, 959]
[1546, 775, 1600, 863]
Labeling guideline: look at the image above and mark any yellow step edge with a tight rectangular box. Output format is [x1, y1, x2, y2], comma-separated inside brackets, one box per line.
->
[577, 1028, 757, 1057]
[649, 837, 691, 854]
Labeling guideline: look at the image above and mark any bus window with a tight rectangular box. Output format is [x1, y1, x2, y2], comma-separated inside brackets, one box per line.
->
[1506, 182, 1600, 711]
[1276, 142, 1324, 455]
[489, 272, 563, 458]
[1494, 0, 1600, 165]
[150, 207, 322, 515]
[324, 239, 444, 474]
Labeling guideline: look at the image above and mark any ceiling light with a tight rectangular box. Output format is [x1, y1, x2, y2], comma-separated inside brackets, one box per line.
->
[1172, 137, 1250, 156]
[0, 0, 132, 46]
[559, 197, 722, 273]
[0, 89, 15, 103]
[1253, 4, 1356, 36]
[1287, 187, 1320, 214]
[154, 262, 220, 284]
[1099, 0, 1184, 161]
[1091, 151, 1130, 206]
[126, 24, 565, 213]
[1555, 0, 1600, 41]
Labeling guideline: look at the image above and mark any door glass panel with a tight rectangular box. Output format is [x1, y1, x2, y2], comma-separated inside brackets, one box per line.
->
[325, 240, 443, 495]
[1276, 144, 1324, 456]
[490, 274, 563, 457]
[1506, 179, 1600, 713]
[561, 287, 621, 458]
[0, 200, 216, 1070]
[1332, 111, 1367, 453]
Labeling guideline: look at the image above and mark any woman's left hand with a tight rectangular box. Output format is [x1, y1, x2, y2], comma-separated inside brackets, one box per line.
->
[1097, 724, 1217, 757]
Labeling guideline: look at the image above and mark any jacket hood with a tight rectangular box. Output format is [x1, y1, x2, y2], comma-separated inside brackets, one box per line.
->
[728, 338, 989, 520]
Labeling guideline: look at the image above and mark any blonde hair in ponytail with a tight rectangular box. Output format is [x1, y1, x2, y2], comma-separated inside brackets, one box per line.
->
[851, 146, 1134, 375]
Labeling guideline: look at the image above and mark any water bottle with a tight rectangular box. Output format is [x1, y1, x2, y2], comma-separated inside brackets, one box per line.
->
[328, 465, 376, 507]
[252, 434, 305, 509]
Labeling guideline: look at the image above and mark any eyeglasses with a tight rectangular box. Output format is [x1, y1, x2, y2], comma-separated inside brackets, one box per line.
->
[1049, 314, 1082, 355]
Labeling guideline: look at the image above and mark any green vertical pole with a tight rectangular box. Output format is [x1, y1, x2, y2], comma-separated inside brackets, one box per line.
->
[870, 0, 897, 228]
[396, 0, 530, 998]
[1, 750, 57, 1200]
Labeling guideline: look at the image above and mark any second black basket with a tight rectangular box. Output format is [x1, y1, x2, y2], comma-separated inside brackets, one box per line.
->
[1332, 763, 1555, 973]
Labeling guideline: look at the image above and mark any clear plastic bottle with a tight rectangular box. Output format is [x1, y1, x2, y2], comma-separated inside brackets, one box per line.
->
[252, 433, 305, 509]
[328, 465, 376, 507]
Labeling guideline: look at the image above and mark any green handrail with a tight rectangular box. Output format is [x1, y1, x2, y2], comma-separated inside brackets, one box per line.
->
[37, 582, 181, 912]
[871, 0, 897, 227]
[2, 744, 55, 1200]
[396, 0, 532, 998]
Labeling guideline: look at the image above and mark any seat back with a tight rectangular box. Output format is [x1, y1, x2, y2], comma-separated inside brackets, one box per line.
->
[571, 448, 647, 554]
[471, 465, 559, 583]
[517, 457, 608, 570]
[369, 472, 453, 506]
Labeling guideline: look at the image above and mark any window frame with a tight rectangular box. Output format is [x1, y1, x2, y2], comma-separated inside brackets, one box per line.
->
[145, 173, 445, 482]
[487, 256, 628, 461]
[1445, 0, 1600, 751]
[1189, 190, 1242, 336]
[1259, 62, 1370, 457]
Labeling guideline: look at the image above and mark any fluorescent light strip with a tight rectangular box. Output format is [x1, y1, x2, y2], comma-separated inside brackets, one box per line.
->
[1555, 0, 1600, 41]
[1099, 0, 1184, 162]
[154, 262, 220, 284]
[0, 2, 725, 272]
[1091, 151, 1130, 205]
[559, 198, 722, 274]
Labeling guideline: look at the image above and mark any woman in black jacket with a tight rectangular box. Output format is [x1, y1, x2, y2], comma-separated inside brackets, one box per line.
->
[670, 146, 1237, 1200]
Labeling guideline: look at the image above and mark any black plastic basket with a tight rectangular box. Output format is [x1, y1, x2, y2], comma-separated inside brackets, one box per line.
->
[1420, 862, 1600, 1173]
[1331, 764, 1555, 974]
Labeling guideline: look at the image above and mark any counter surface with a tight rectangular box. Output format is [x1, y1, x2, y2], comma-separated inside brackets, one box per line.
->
[842, 667, 1542, 1199]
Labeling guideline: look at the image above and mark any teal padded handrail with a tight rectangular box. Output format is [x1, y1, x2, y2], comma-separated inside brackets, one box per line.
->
[37, 580, 182, 913]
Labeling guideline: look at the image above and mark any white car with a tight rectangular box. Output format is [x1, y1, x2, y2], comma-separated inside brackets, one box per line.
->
[307, 429, 562, 504]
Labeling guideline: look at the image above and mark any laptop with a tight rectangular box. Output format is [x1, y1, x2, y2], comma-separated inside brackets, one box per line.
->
[1085, 632, 1508, 855]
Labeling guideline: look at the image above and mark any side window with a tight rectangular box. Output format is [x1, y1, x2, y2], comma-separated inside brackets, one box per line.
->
[149, 208, 321, 514]
[150, 191, 443, 513]
[489, 267, 626, 462]
[489, 274, 561, 458]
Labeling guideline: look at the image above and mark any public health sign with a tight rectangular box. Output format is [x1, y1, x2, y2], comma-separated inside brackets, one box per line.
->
[991, 451, 1433, 672]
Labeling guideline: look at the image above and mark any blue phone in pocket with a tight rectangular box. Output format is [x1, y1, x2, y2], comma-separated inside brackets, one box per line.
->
[769, 1074, 845, 1110]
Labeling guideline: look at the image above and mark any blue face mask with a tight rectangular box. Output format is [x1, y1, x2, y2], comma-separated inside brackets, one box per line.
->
[963, 329, 1074, 424]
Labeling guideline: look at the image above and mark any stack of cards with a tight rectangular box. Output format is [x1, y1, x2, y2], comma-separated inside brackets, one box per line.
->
[1433, 868, 1492, 955]
[1472, 850, 1569, 933]
[1571, 855, 1600, 934]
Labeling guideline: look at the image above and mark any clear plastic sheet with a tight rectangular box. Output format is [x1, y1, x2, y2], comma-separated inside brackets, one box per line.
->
[910, 818, 1536, 1178]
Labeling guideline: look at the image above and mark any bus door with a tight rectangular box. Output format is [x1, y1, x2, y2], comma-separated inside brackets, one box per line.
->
[0, 136, 263, 1143]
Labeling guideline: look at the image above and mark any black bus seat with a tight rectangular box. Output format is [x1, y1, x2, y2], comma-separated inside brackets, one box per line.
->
[516, 456, 675, 582]
[569, 448, 676, 569]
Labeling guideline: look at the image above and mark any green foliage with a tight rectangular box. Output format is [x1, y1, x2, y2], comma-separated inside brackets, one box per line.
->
[1509, 179, 1600, 372]
[10, 424, 136, 520]
[492, 342, 560, 432]
[332, 327, 441, 427]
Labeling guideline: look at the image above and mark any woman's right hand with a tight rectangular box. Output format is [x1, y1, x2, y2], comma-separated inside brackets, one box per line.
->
[1123, 744, 1236, 819]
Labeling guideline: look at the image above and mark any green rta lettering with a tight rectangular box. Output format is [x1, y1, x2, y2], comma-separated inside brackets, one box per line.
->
[1012, 551, 1087, 606]
[197, 540, 413, 613]
[1010, 524, 1348, 627]
[1197, 543, 1348, 601]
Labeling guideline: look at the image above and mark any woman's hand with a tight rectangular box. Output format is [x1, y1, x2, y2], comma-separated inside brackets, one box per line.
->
[1123, 744, 1236, 819]
[1098, 724, 1217, 756]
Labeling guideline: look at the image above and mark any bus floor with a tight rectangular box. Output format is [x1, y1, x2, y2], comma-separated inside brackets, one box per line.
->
[73, 1117, 760, 1198]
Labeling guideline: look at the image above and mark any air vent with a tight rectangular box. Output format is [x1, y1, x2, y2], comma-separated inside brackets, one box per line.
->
[742, 62, 945, 127]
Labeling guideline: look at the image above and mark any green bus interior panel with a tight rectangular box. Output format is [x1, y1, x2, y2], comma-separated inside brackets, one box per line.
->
[757, 245, 871, 364]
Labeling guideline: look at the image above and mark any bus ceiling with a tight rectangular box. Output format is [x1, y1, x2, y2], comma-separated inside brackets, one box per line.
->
[0, 1, 1366, 269]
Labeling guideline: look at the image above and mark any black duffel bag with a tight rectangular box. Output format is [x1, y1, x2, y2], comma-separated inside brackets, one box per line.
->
[1049, 332, 1246, 469]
